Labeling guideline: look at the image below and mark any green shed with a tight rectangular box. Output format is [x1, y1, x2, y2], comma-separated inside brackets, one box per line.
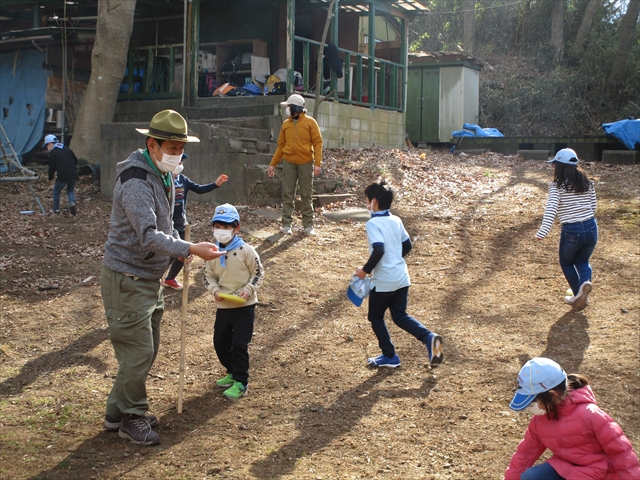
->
[407, 52, 483, 144]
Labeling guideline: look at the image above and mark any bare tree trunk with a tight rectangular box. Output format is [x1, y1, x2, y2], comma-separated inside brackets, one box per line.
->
[462, 0, 476, 55]
[550, 0, 565, 63]
[571, 0, 599, 57]
[609, 0, 640, 84]
[70, 0, 136, 161]
[313, 0, 337, 120]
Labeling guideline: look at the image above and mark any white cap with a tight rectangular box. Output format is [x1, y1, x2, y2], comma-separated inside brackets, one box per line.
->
[42, 134, 58, 147]
[281, 94, 305, 107]
[509, 357, 567, 411]
[548, 148, 579, 166]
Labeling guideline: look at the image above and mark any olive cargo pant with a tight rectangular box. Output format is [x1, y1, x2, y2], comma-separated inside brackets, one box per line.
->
[281, 160, 314, 229]
[101, 267, 163, 417]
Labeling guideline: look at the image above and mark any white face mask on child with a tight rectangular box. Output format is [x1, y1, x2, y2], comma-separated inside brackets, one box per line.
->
[214, 229, 235, 245]
[527, 402, 546, 416]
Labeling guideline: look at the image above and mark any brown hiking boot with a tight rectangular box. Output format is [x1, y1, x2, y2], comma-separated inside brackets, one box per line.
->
[118, 414, 160, 446]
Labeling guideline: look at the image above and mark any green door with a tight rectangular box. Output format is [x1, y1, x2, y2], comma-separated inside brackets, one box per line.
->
[406, 67, 440, 143]
[421, 68, 439, 142]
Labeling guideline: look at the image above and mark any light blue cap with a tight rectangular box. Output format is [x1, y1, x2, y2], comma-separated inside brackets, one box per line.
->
[210, 203, 239, 224]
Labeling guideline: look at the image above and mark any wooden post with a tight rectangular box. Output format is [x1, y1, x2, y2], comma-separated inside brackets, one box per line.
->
[177, 224, 191, 414]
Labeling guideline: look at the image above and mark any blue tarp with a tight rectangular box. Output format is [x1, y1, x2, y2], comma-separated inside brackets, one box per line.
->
[0, 50, 49, 164]
[452, 123, 504, 138]
[602, 119, 640, 150]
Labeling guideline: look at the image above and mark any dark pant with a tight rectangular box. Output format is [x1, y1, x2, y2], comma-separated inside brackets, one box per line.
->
[559, 217, 597, 295]
[52, 178, 76, 212]
[213, 304, 255, 385]
[166, 228, 186, 280]
[521, 462, 564, 480]
[101, 267, 163, 417]
[368, 286, 431, 358]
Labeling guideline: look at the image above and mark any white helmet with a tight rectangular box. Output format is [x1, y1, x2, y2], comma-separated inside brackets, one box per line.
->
[281, 94, 305, 107]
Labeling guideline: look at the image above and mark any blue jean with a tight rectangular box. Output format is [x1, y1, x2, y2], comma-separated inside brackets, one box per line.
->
[521, 462, 564, 480]
[558, 217, 597, 295]
[368, 286, 431, 358]
[52, 178, 76, 212]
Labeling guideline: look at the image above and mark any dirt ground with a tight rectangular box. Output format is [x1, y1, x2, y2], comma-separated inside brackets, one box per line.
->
[0, 149, 638, 480]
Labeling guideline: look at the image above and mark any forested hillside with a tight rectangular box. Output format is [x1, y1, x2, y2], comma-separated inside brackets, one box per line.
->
[409, 0, 640, 137]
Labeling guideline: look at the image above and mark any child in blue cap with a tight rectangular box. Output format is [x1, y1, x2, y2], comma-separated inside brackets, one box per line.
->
[203, 204, 265, 399]
[354, 179, 443, 368]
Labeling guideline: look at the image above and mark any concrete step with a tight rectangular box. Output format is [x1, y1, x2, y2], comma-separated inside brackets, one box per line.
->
[187, 103, 276, 120]
[518, 150, 551, 160]
[312, 193, 354, 206]
[602, 150, 638, 165]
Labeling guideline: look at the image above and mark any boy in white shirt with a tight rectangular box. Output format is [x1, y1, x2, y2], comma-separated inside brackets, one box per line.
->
[203, 204, 265, 399]
[354, 180, 443, 368]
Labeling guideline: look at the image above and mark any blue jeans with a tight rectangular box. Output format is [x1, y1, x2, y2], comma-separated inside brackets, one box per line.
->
[368, 286, 431, 358]
[52, 178, 76, 212]
[521, 462, 564, 480]
[559, 217, 597, 295]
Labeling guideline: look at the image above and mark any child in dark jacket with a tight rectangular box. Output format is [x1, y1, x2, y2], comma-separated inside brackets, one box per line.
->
[162, 154, 228, 290]
[505, 357, 639, 480]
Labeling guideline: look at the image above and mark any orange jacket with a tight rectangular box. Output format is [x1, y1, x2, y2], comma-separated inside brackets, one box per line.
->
[270, 113, 323, 167]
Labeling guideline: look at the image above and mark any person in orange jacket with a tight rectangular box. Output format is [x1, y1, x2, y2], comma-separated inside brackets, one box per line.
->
[267, 94, 322, 236]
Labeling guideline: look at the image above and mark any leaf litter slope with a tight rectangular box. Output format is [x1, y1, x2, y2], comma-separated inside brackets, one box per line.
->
[0, 149, 638, 479]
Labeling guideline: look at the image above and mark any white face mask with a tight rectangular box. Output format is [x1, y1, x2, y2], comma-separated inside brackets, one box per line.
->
[154, 148, 183, 173]
[285, 106, 291, 117]
[527, 402, 546, 416]
[366, 201, 375, 214]
[173, 163, 184, 175]
[214, 228, 235, 245]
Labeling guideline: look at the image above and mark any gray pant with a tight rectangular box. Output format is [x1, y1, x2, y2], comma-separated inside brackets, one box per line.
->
[282, 160, 314, 229]
[101, 267, 163, 417]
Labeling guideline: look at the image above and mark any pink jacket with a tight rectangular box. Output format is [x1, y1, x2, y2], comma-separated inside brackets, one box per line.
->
[505, 386, 639, 480]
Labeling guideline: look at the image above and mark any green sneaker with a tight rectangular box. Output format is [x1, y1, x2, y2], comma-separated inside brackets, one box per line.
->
[216, 373, 235, 388]
[223, 381, 247, 400]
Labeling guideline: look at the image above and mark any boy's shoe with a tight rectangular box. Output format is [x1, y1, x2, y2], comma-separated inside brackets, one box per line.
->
[162, 278, 183, 290]
[305, 226, 316, 236]
[69, 203, 77, 216]
[572, 281, 592, 311]
[223, 381, 247, 400]
[564, 295, 575, 305]
[104, 413, 158, 431]
[367, 354, 401, 368]
[281, 226, 292, 235]
[426, 333, 444, 365]
[118, 414, 160, 446]
[216, 373, 235, 388]
[53, 209, 60, 215]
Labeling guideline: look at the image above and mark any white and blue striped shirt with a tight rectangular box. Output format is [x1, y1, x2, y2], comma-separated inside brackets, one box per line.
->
[536, 181, 597, 239]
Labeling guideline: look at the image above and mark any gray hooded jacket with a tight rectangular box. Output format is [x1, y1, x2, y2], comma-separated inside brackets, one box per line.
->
[103, 149, 191, 280]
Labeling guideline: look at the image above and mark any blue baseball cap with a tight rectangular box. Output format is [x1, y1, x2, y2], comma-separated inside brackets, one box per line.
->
[548, 148, 579, 166]
[42, 134, 58, 147]
[210, 203, 240, 224]
[346, 276, 370, 307]
[510, 357, 567, 411]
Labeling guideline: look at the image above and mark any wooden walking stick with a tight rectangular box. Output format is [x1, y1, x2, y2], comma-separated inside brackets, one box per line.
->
[177, 224, 191, 413]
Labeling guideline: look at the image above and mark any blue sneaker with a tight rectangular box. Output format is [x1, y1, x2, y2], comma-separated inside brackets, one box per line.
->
[426, 333, 444, 365]
[367, 354, 401, 368]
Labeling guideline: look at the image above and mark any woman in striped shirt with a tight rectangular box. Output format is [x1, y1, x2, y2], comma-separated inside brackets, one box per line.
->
[536, 148, 597, 311]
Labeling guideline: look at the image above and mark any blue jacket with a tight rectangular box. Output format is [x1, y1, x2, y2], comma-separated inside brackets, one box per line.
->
[172, 174, 220, 230]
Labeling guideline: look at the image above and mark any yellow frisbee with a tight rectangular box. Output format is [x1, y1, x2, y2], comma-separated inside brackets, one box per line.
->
[218, 292, 247, 304]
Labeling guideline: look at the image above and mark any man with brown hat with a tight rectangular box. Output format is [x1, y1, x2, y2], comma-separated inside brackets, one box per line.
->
[101, 110, 225, 446]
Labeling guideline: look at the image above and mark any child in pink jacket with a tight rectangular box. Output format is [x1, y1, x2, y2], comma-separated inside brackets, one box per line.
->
[505, 357, 639, 480]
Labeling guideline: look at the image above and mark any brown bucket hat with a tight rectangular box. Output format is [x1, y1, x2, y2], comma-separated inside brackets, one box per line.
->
[135, 109, 200, 143]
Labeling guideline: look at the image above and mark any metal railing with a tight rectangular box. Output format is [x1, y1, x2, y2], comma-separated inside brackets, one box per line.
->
[118, 43, 183, 100]
[294, 36, 404, 111]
